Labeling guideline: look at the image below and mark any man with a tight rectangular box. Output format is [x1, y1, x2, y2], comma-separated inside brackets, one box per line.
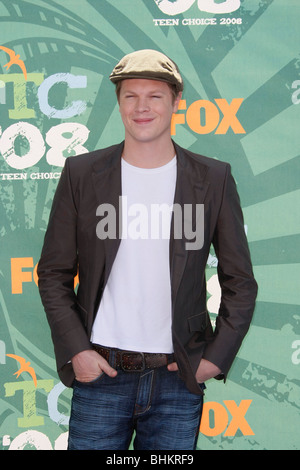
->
[38, 49, 257, 450]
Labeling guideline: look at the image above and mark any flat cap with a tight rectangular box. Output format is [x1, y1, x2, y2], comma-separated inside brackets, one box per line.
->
[109, 49, 183, 93]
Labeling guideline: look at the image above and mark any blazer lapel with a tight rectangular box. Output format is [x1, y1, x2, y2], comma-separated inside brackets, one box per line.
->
[91, 142, 124, 285]
[170, 144, 210, 311]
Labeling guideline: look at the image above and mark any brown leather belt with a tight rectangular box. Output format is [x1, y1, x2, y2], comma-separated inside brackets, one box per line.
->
[92, 344, 174, 372]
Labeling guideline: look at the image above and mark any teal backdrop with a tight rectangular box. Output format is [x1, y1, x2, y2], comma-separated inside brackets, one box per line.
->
[0, 0, 299, 450]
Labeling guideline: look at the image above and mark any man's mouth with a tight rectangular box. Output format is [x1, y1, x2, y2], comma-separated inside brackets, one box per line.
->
[133, 118, 154, 125]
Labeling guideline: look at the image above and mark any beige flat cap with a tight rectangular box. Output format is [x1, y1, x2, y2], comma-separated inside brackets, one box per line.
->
[109, 49, 183, 93]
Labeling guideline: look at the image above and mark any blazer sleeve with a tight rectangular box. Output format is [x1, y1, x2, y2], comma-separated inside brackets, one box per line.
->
[37, 158, 91, 372]
[203, 163, 258, 376]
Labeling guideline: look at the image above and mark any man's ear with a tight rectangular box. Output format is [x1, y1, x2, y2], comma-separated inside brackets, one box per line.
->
[173, 91, 183, 113]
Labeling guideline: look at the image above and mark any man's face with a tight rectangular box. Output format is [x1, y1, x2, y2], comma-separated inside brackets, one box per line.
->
[118, 79, 181, 146]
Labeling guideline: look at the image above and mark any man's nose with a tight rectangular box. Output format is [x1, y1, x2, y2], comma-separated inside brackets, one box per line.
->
[135, 97, 150, 112]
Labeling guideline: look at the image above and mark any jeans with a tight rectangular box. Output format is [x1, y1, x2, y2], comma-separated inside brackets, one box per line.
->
[68, 366, 205, 450]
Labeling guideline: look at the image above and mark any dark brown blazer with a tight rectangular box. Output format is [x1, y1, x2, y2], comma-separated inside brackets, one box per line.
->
[38, 141, 257, 395]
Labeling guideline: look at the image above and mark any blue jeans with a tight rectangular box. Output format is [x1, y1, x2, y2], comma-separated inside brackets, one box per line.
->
[68, 366, 205, 450]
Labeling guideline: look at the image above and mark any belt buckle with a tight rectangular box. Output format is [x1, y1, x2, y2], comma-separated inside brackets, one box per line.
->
[120, 351, 145, 372]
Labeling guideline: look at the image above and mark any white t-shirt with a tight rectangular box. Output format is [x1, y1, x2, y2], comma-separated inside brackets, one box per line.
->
[91, 156, 177, 353]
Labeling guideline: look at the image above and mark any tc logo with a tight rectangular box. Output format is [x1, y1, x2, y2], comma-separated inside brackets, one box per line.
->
[155, 0, 241, 15]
